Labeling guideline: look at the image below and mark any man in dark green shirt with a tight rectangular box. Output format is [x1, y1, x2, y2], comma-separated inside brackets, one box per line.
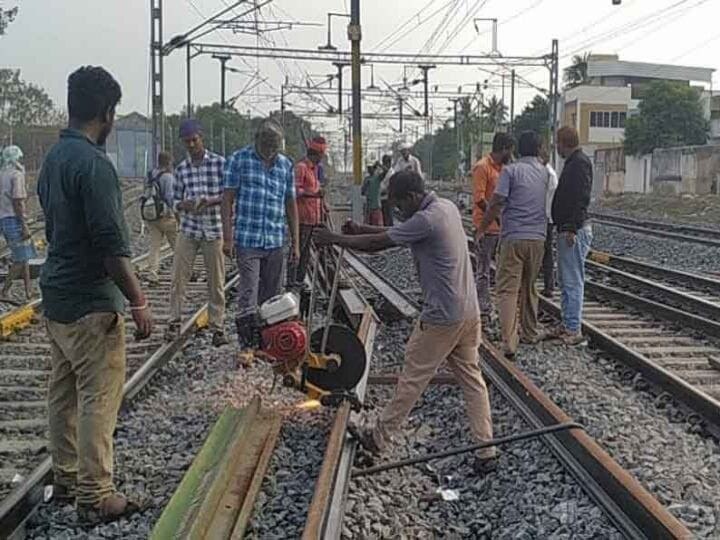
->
[361, 161, 384, 226]
[37, 66, 153, 523]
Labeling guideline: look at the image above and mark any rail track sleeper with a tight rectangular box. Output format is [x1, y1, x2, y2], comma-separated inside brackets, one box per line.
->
[587, 281, 720, 338]
[541, 296, 720, 436]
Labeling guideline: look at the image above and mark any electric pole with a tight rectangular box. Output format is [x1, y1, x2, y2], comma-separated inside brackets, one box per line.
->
[349, 0, 363, 222]
[510, 69, 516, 132]
[418, 64, 436, 117]
[212, 54, 231, 108]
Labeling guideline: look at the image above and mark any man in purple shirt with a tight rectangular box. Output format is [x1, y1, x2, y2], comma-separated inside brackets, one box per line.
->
[315, 170, 497, 475]
[477, 131, 549, 359]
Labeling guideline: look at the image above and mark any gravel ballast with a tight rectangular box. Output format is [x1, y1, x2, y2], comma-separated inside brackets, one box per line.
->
[591, 222, 720, 274]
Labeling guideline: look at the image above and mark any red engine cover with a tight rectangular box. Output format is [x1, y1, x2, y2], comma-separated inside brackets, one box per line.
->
[261, 321, 307, 367]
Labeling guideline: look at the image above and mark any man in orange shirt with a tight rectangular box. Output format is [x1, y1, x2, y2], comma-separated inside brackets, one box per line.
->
[291, 136, 327, 286]
[472, 133, 515, 322]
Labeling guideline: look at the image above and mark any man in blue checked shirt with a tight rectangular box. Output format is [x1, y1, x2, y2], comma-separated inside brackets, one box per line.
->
[221, 120, 300, 350]
[166, 118, 228, 347]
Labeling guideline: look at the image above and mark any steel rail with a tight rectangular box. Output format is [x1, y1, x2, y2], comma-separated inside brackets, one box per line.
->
[302, 292, 378, 539]
[586, 260, 720, 330]
[540, 284, 720, 437]
[0, 270, 240, 538]
[479, 342, 690, 539]
[589, 250, 720, 296]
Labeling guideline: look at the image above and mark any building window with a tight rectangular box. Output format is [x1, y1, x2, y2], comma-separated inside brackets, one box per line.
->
[590, 110, 627, 128]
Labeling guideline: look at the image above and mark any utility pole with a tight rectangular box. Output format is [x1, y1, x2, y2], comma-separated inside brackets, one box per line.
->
[349, 0, 363, 222]
[418, 64, 436, 117]
[150, 0, 164, 164]
[398, 96, 404, 133]
[213, 54, 231, 108]
[186, 43, 192, 116]
[510, 69, 516, 132]
[280, 83, 286, 132]
[549, 39, 559, 165]
[449, 97, 462, 180]
[333, 62, 348, 114]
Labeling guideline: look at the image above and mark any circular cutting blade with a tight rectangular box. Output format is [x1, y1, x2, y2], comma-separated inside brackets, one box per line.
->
[307, 324, 367, 392]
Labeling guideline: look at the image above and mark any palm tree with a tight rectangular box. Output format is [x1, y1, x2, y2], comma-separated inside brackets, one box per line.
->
[563, 52, 591, 89]
[482, 96, 508, 132]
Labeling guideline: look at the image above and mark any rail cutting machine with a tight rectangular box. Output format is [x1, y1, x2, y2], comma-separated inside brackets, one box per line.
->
[257, 291, 366, 408]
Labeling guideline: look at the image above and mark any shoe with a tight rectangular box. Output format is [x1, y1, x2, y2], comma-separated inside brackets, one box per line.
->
[502, 347, 516, 361]
[164, 322, 180, 342]
[76, 492, 141, 524]
[52, 483, 76, 504]
[235, 315, 260, 349]
[212, 330, 229, 347]
[562, 330, 587, 346]
[347, 423, 382, 455]
[473, 455, 499, 475]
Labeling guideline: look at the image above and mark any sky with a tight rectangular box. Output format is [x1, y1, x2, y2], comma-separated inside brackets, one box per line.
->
[2, 0, 720, 151]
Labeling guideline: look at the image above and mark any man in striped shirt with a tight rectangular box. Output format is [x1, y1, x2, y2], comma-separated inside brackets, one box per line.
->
[221, 120, 300, 350]
[167, 118, 228, 346]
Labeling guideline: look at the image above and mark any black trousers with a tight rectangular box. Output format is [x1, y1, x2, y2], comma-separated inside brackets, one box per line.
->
[381, 199, 394, 227]
[542, 222, 555, 292]
[289, 224, 315, 285]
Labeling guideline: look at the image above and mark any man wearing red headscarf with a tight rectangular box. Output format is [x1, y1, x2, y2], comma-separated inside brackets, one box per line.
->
[290, 136, 326, 285]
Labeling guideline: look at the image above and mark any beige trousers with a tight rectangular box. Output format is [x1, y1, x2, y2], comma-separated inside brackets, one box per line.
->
[146, 216, 178, 279]
[374, 318, 495, 459]
[496, 239, 545, 355]
[46, 312, 125, 504]
[170, 232, 225, 330]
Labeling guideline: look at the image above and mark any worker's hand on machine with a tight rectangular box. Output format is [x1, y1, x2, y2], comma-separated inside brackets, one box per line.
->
[342, 219, 362, 235]
[313, 227, 340, 246]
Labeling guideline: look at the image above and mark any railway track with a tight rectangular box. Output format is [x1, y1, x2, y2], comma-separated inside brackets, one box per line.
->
[539, 252, 720, 436]
[590, 212, 720, 247]
[156, 245, 690, 537]
[336, 249, 688, 538]
[460, 210, 720, 436]
[0, 184, 146, 312]
[0, 251, 235, 538]
[2, 214, 707, 537]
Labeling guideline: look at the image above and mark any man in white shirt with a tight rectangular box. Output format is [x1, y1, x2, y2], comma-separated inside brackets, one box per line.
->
[541, 149, 559, 297]
[394, 142, 423, 176]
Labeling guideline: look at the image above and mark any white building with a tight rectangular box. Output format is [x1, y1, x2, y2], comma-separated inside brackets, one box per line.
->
[559, 54, 715, 161]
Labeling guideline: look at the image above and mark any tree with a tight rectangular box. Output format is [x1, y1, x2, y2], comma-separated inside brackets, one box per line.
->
[563, 52, 590, 89]
[623, 80, 708, 156]
[0, 69, 56, 126]
[482, 96, 508, 132]
[165, 104, 316, 163]
[513, 94, 550, 137]
[0, 6, 18, 35]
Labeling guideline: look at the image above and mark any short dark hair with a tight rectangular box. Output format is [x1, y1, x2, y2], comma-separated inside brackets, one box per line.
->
[158, 151, 172, 168]
[67, 66, 122, 123]
[388, 170, 425, 200]
[517, 130, 540, 157]
[492, 132, 515, 153]
[382, 154, 392, 166]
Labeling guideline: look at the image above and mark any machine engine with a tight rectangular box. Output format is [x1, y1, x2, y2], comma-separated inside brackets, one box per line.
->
[257, 292, 367, 401]
[259, 293, 306, 372]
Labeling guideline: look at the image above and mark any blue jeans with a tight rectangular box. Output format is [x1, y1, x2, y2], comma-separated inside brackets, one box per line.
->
[557, 225, 592, 332]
